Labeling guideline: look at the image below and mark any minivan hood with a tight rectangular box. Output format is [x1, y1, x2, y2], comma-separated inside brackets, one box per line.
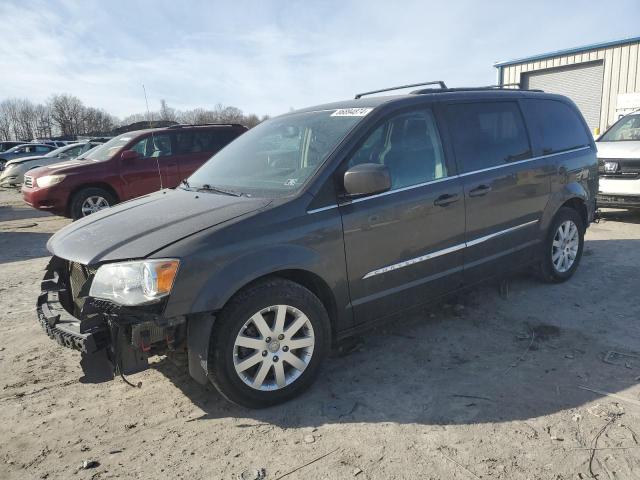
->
[47, 188, 271, 265]
[596, 140, 640, 159]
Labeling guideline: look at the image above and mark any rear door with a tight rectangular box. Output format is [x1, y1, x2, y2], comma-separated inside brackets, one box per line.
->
[444, 100, 553, 284]
[120, 133, 180, 198]
[340, 106, 466, 325]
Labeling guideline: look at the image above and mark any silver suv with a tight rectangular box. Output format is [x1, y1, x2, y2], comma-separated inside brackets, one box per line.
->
[596, 111, 640, 209]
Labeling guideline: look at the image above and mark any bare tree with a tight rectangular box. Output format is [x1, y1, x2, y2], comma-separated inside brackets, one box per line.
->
[48, 94, 85, 137]
[159, 99, 177, 122]
[0, 95, 268, 141]
[0, 101, 12, 140]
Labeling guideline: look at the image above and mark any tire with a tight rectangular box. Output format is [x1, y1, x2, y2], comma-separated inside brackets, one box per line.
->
[208, 277, 331, 408]
[70, 187, 116, 220]
[536, 207, 585, 283]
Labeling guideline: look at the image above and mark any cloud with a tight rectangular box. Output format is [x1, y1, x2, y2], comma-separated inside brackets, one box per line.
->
[1, 0, 639, 118]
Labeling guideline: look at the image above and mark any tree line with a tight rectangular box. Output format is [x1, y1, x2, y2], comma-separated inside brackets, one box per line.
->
[0, 94, 268, 141]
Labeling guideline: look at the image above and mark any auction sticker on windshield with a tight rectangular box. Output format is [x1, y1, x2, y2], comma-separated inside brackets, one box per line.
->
[331, 108, 374, 117]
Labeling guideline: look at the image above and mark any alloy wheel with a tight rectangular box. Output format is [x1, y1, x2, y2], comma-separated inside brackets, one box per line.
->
[233, 304, 315, 391]
[81, 196, 110, 216]
[551, 220, 579, 273]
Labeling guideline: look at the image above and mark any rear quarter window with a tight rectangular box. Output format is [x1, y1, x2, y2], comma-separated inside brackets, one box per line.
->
[174, 129, 240, 154]
[521, 99, 590, 154]
[445, 101, 532, 173]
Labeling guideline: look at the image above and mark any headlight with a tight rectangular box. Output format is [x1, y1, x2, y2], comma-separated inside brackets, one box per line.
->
[89, 259, 180, 306]
[36, 174, 66, 188]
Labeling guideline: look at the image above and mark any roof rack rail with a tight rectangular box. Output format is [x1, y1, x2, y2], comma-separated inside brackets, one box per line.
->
[166, 123, 245, 129]
[411, 83, 543, 94]
[354, 81, 447, 99]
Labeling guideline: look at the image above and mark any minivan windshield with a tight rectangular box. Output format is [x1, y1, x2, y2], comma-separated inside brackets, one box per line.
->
[84, 133, 135, 161]
[600, 114, 640, 142]
[187, 109, 368, 196]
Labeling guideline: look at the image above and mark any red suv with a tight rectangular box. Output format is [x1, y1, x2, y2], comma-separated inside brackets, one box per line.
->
[22, 124, 247, 219]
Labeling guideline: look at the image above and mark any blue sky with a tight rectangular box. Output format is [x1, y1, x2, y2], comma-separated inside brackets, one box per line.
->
[1, 0, 639, 118]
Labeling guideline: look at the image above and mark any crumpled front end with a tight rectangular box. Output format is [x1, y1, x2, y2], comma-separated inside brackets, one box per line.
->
[37, 256, 187, 383]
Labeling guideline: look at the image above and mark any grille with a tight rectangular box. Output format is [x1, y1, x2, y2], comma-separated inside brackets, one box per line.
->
[24, 175, 33, 188]
[68, 261, 92, 312]
[598, 158, 640, 179]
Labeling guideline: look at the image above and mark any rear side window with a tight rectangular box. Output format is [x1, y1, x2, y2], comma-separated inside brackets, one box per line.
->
[446, 101, 531, 173]
[521, 99, 590, 154]
[131, 134, 172, 158]
[174, 129, 240, 154]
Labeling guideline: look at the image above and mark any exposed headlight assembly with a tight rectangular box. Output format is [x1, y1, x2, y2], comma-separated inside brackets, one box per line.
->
[36, 174, 66, 188]
[89, 259, 180, 306]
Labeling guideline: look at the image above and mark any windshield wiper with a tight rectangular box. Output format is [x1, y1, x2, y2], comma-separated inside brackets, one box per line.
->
[197, 184, 242, 197]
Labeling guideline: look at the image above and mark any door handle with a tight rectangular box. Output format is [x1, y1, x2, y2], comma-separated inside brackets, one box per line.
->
[433, 193, 460, 207]
[468, 184, 492, 197]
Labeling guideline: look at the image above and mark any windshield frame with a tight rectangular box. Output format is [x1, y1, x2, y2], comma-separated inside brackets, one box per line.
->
[598, 113, 640, 142]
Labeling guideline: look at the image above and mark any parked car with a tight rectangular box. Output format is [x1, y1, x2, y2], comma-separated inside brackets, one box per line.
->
[22, 124, 247, 219]
[596, 111, 640, 209]
[0, 143, 57, 170]
[0, 142, 101, 187]
[35, 84, 597, 407]
[0, 141, 23, 153]
[34, 140, 68, 148]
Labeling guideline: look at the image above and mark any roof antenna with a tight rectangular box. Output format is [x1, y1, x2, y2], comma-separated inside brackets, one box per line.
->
[143, 84, 163, 190]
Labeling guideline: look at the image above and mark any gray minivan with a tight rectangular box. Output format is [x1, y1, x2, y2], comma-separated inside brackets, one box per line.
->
[37, 83, 598, 407]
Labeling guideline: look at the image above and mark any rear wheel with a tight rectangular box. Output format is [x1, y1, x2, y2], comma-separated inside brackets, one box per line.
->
[208, 278, 330, 408]
[70, 187, 116, 220]
[537, 207, 584, 283]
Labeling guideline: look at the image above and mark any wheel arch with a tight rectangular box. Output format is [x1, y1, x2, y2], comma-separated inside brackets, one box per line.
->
[540, 182, 590, 234]
[181, 251, 343, 386]
[67, 182, 120, 214]
[238, 269, 338, 336]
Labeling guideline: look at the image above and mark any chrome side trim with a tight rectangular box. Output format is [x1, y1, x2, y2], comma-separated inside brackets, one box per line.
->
[458, 146, 591, 177]
[465, 219, 539, 247]
[307, 204, 339, 214]
[350, 176, 454, 204]
[306, 145, 592, 212]
[362, 219, 539, 279]
[362, 242, 466, 279]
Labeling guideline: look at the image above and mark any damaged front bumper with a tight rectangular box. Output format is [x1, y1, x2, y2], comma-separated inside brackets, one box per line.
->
[36, 257, 185, 383]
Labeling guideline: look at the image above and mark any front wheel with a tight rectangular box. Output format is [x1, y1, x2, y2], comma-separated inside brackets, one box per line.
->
[208, 278, 330, 408]
[70, 187, 116, 220]
[536, 207, 585, 283]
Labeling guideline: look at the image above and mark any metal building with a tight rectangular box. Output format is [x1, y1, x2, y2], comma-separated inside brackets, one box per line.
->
[495, 36, 640, 134]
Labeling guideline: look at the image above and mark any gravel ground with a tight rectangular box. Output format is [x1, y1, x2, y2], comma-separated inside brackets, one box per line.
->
[1, 187, 640, 480]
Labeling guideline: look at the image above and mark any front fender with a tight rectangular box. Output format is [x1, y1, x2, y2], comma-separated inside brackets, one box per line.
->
[182, 245, 334, 386]
[191, 244, 327, 313]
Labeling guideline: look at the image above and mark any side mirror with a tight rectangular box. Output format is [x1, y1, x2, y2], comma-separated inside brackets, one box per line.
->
[121, 150, 139, 161]
[343, 163, 391, 197]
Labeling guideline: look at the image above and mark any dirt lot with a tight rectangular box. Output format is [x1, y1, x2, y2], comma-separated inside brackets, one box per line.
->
[1, 187, 640, 480]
